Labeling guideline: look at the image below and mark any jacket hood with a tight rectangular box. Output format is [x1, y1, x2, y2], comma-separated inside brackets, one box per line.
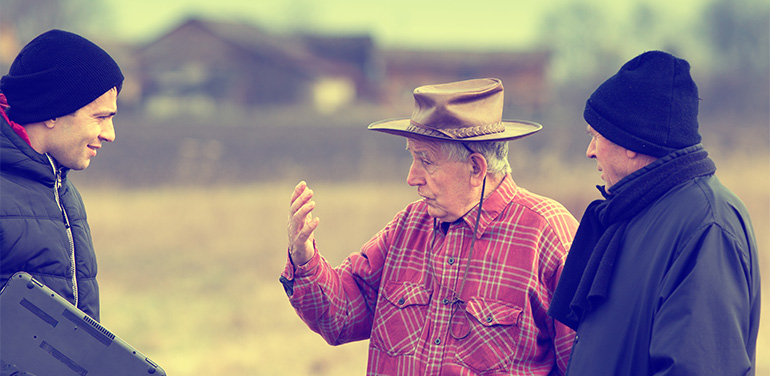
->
[1, 98, 56, 185]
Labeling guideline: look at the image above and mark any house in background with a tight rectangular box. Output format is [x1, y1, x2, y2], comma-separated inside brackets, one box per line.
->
[134, 18, 375, 118]
[118, 17, 552, 120]
[298, 34, 381, 104]
[380, 49, 551, 118]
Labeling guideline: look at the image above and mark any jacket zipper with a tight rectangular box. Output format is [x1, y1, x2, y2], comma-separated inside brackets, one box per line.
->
[47, 155, 78, 307]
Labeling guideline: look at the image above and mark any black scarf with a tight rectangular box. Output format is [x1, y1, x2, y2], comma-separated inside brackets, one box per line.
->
[548, 145, 716, 330]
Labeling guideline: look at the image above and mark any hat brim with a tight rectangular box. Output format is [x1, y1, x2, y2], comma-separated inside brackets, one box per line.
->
[367, 118, 542, 142]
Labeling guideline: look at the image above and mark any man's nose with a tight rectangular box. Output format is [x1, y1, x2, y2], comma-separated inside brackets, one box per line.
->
[586, 138, 596, 159]
[406, 161, 423, 186]
[100, 119, 115, 143]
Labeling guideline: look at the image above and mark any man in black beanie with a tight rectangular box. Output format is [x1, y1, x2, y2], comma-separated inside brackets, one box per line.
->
[0, 29, 123, 328]
[548, 50, 760, 375]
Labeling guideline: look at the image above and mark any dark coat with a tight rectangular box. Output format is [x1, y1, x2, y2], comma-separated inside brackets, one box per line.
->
[0, 111, 100, 321]
[566, 174, 760, 375]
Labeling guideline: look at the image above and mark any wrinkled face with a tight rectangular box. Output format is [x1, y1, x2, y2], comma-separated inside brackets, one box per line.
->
[46, 88, 117, 170]
[405, 137, 475, 222]
[586, 125, 633, 189]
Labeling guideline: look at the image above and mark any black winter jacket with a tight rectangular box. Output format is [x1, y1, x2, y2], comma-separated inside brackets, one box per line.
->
[0, 108, 100, 320]
[565, 156, 760, 375]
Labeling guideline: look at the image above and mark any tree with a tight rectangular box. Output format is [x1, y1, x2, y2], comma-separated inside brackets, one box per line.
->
[0, 0, 106, 44]
[538, 1, 624, 86]
[699, 0, 770, 116]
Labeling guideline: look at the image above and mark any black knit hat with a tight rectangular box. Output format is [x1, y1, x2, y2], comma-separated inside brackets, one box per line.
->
[583, 50, 701, 158]
[0, 29, 124, 124]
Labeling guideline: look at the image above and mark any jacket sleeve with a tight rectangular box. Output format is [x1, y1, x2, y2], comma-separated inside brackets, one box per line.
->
[649, 223, 757, 375]
[279, 221, 394, 346]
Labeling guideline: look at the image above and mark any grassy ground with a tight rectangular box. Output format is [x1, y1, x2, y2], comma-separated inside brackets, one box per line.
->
[82, 146, 769, 375]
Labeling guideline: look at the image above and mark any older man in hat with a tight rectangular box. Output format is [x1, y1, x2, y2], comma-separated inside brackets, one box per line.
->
[282, 78, 578, 375]
[0, 29, 123, 323]
[548, 51, 761, 375]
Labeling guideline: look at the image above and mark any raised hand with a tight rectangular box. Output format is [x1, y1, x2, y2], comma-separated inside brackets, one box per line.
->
[287, 181, 319, 265]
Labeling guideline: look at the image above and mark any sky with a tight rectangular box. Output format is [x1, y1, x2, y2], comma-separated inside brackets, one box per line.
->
[103, 0, 704, 51]
[103, 0, 549, 49]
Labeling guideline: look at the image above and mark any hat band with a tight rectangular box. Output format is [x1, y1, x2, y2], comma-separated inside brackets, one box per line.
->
[407, 120, 505, 139]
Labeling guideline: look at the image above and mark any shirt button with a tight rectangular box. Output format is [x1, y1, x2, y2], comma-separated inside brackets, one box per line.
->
[434, 338, 441, 345]
[486, 316, 493, 323]
[397, 298, 405, 305]
[442, 298, 450, 305]
[447, 257, 455, 265]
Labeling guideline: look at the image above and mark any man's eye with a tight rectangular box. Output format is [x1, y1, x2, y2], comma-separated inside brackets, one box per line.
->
[421, 159, 432, 166]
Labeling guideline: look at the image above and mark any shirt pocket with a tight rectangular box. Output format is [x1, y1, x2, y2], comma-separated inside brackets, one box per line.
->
[453, 297, 523, 373]
[371, 281, 432, 356]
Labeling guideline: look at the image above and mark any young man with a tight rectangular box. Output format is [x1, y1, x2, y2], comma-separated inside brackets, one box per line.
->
[548, 51, 761, 375]
[0, 29, 124, 321]
[282, 78, 578, 375]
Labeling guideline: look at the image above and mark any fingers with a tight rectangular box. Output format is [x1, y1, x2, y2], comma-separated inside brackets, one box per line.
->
[290, 180, 307, 206]
[287, 181, 319, 264]
[290, 182, 316, 232]
[290, 181, 313, 218]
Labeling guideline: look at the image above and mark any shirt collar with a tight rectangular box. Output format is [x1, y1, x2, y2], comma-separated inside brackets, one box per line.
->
[459, 174, 517, 239]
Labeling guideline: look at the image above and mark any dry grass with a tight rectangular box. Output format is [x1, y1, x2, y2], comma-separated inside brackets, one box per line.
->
[87, 182, 410, 375]
[81, 147, 769, 376]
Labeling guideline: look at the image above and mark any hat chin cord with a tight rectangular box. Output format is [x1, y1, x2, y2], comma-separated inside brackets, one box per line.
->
[428, 176, 486, 340]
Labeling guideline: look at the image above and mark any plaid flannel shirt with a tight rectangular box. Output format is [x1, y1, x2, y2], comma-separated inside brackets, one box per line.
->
[280, 175, 578, 375]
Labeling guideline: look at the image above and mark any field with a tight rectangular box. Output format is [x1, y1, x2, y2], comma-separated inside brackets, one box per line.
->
[72, 117, 769, 375]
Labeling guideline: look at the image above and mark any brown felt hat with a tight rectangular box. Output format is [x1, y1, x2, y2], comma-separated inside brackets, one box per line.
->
[368, 78, 541, 142]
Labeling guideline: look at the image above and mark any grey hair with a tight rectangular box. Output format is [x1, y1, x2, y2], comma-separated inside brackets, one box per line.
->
[443, 140, 511, 177]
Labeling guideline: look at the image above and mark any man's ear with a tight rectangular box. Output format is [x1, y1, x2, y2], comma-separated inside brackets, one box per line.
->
[43, 118, 57, 129]
[469, 153, 488, 186]
[626, 148, 659, 169]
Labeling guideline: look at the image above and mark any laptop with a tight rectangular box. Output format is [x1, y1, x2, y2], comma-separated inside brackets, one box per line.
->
[0, 272, 165, 375]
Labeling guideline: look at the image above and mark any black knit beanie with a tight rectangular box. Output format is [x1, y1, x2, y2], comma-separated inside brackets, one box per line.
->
[583, 50, 701, 158]
[0, 29, 124, 125]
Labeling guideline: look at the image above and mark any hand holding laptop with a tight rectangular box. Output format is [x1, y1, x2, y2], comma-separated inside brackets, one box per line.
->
[0, 360, 36, 376]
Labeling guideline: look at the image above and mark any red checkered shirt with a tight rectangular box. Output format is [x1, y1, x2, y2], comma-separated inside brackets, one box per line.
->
[280, 175, 578, 375]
